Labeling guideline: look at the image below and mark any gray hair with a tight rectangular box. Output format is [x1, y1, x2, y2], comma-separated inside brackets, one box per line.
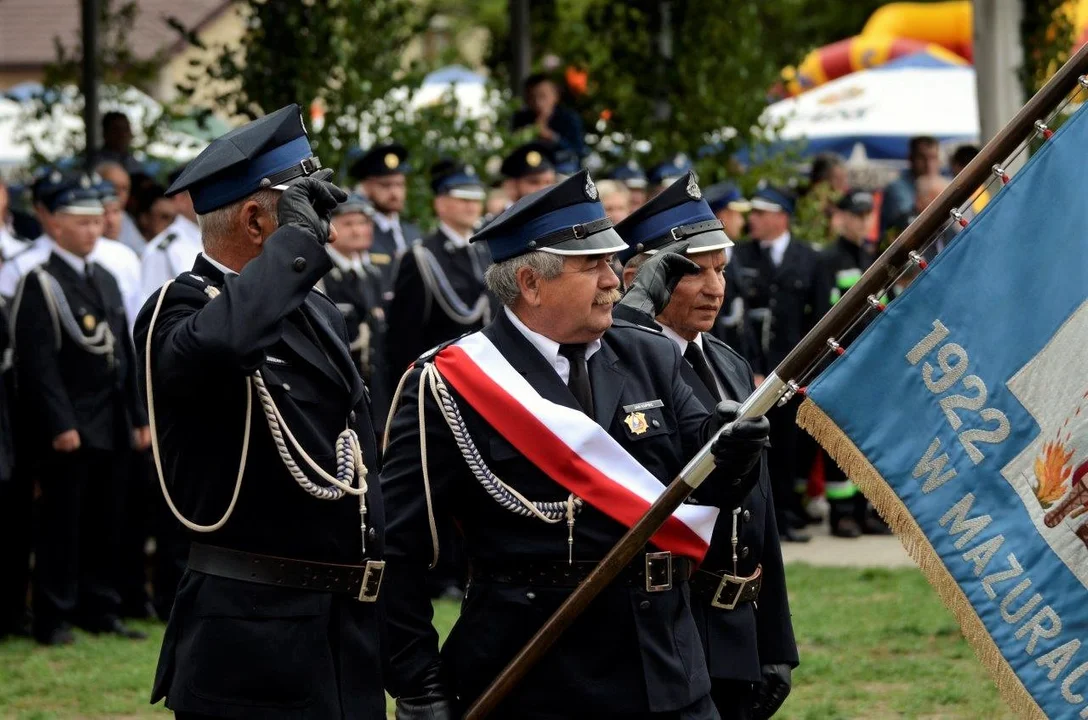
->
[198, 189, 279, 253]
[484, 250, 564, 307]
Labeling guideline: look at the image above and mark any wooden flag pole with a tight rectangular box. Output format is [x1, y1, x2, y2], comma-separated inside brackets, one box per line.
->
[463, 42, 1088, 719]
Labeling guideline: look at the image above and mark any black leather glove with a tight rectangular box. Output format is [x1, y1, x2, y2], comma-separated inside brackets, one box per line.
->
[710, 400, 770, 481]
[617, 241, 699, 319]
[394, 698, 452, 720]
[276, 170, 347, 244]
[751, 663, 792, 719]
[394, 663, 451, 720]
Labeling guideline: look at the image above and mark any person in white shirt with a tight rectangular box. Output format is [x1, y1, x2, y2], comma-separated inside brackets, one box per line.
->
[0, 177, 29, 262]
[139, 187, 202, 305]
[94, 162, 146, 256]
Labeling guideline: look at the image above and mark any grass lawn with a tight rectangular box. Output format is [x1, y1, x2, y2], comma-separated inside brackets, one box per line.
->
[0, 564, 1013, 719]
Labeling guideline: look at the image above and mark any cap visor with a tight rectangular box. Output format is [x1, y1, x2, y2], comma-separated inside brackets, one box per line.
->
[540, 226, 629, 256]
[57, 204, 104, 216]
[448, 187, 487, 201]
[624, 178, 648, 189]
[726, 199, 751, 212]
[683, 228, 734, 252]
[749, 198, 785, 212]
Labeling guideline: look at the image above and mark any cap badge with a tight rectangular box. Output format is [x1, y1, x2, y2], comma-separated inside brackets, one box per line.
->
[584, 173, 599, 200]
[526, 151, 542, 168]
[79, 175, 91, 189]
[624, 411, 649, 435]
[466, 165, 476, 176]
[50, 170, 63, 184]
[384, 153, 400, 170]
[686, 174, 701, 200]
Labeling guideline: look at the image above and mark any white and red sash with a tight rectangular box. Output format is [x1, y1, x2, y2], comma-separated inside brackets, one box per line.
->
[433, 332, 719, 562]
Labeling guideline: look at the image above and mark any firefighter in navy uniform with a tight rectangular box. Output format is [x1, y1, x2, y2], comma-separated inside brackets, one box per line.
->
[381, 170, 772, 719]
[319, 192, 390, 424]
[12, 174, 150, 645]
[819, 190, 892, 538]
[732, 187, 831, 542]
[386, 160, 492, 386]
[349, 143, 422, 299]
[616, 173, 798, 720]
[136, 105, 386, 719]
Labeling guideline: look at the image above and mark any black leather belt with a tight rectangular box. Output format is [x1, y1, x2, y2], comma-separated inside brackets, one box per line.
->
[471, 551, 692, 593]
[690, 565, 763, 610]
[187, 543, 385, 603]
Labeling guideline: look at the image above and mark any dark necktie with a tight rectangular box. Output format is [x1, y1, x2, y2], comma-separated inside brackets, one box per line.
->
[559, 343, 594, 417]
[684, 342, 722, 402]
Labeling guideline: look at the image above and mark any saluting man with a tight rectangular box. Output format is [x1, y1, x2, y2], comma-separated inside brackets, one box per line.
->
[136, 105, 386, 719]
[12, 174, 150, 645]
[349, 143, 422, 298]
[386, 159, 492, 385]
[381, 169, 771, 719]
[616, 172, 798, 720]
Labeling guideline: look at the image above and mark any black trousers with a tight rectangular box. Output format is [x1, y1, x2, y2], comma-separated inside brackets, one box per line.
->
[33, 445, 127, 635]
[0, 464, 34, 635]
[766, 398, 804, 532]
[117, 448, 150, 615]
[711, 678, 756, 720]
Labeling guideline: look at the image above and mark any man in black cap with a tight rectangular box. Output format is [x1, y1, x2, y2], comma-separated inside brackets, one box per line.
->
[12, 173, 150, 645]
[319, 191, 390, 425]
[381, 169, 771, 719]
[606, 159, 649, 211]
[615, 173, 798, 720]
[349, 142, 422, 298]
[136, 104, 386, 718]
[386, 160, 492, 388]
[733, 186, 831, 543]
[500, 141, 558, 205]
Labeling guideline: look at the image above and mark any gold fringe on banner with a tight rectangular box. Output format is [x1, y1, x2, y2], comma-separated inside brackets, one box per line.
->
[795, 397, 1046, 720]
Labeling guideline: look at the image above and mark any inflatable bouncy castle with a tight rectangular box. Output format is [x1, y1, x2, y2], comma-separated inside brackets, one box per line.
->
[780, 0, 1088, 96]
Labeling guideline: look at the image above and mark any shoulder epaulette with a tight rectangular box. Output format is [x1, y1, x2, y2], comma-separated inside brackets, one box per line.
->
[174, 272, 221, 299]
[703, 332, 750, 368]
[416, 331, 473, 365]
[611, 317, 664, 335]
[155, 232, 179, 252]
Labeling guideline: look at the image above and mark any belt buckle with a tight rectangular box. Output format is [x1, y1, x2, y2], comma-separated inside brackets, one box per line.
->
[357, 560, 385, 603]
[645, 551, 673, 593]
[710, 574, 747, 610]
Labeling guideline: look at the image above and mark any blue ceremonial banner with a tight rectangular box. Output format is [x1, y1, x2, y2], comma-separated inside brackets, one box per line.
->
[798, 102, 1088, 719]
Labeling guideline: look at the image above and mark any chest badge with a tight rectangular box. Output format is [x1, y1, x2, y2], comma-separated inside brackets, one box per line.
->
[624, 411, 649, 435]
[82, 314, 96, 332]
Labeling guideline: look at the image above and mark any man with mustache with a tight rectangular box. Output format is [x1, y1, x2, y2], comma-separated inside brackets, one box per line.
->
[616, 173, 798, 720]
[381, 170, 771, 719]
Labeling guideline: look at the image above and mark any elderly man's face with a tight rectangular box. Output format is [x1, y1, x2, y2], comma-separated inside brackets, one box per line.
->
[101, 200, 123, 240]
[330, 212, 373, 254]
[98, 166, 131, 206]
[657, 250, 726, 340]
[530, 253, 620, 344]
[602, 192, 631, 224]
[747, 208, 788, 242]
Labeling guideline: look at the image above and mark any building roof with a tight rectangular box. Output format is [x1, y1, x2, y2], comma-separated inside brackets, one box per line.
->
[0, 0, 232, 69]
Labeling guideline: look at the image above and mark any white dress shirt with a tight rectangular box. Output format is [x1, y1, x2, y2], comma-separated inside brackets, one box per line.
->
[373, 212, 407, 254]
[140, 216, 204, 305]
[201, 252, 238, 277]
[91, 238, 143, 331]
[327, 246, 366, 274]
[0, 235, 52, 298]
[660, 324, 728, 400]
[504, 306, 601, 385]
[439, 222, 471, 248]
[759, 231, 791, 268]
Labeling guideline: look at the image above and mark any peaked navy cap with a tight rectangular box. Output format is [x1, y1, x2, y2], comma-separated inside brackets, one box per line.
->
[648, 154, 692, 185]
[470, 169, 627, 262]
[749, 186, 796, 215]
[430, 159, 486, 200]
[614, 171, 733, 264]
[44, 173, 104, 215]
[703, 182, 750, 213]
[500, 141, 556, 179]
[350, 143, 410, 180]
[606, 160, 648, 189]
[166, 104, 321, 214]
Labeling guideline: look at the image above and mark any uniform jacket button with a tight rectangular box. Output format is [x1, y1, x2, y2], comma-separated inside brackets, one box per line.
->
[639, 600, 651, 611]
[743, 509, 751, 522]
[367, 527, 377, 541]
[740, 546, 750, 559]
[292, 257, 307, 272]
[526, 591, 536, 600]
[349, 410, 357, 423]
[282, 383, 292, 392]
